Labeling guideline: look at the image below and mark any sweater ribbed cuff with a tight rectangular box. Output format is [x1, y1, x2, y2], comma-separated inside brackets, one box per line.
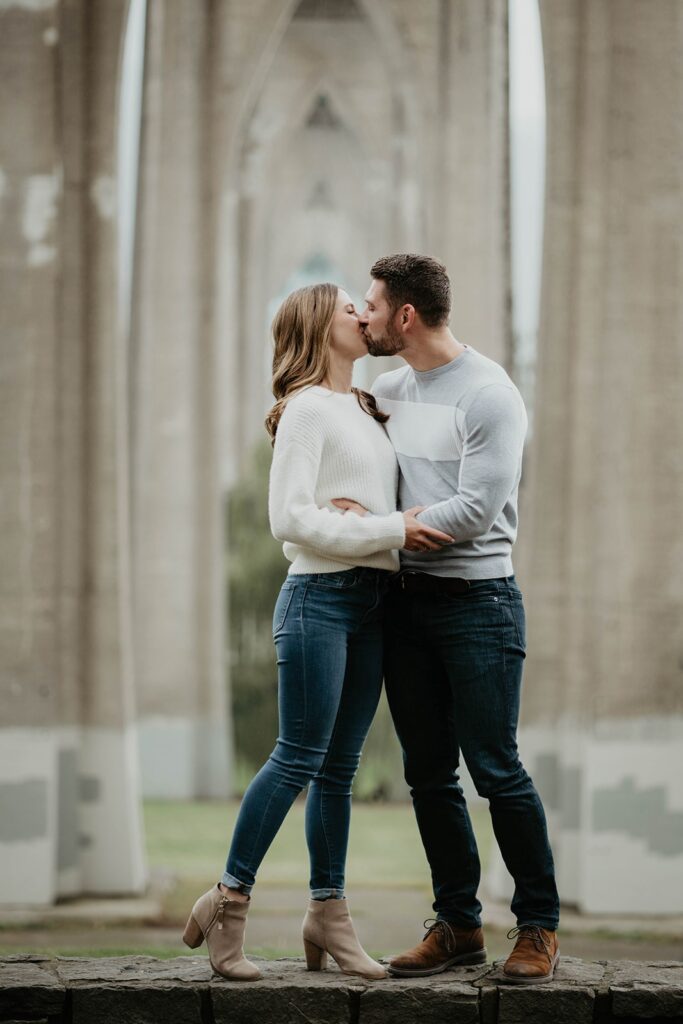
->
[381, 510, 406, 548]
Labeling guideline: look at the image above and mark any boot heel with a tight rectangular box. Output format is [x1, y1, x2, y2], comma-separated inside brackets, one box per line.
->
[460, 948, 488, 965]
[183, 914, 204, 949]
[303, 938, 328, 971]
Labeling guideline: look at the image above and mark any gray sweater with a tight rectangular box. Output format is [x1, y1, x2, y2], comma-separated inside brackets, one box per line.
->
[371, 346, 528, 580]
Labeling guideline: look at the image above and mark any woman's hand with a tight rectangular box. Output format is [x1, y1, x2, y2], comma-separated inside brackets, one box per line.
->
[331, 498, 370, 517]
[332, 498, 454, 550]
[402, 506, 454, 551]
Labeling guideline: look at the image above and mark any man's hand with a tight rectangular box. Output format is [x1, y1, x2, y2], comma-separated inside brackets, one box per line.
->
[402, 506, 454, 551]
[332, 499, 454, 551]
[332, 498, 370, 517]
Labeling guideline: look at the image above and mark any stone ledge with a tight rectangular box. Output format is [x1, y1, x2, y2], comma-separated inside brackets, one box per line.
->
[1, 954, 682, 1023]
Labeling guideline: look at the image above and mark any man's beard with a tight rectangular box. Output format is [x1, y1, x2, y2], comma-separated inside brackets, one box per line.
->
[363, 321, 405, 357]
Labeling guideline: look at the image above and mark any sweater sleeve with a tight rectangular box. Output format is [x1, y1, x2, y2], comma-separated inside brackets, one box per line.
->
[268, 400, 406, 556]
[416, 384, 527, 540]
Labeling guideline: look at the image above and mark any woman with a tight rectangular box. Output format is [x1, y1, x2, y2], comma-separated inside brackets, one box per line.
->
[183, 283, 452, 980]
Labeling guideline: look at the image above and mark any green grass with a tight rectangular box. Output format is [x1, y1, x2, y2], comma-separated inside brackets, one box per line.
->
[145, 797, 494, 924]
[144, 799, 494, 883]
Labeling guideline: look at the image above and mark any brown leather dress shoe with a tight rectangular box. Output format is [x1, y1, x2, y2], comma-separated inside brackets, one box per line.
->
[388, 918, 487, 977]
[503, 925, 559, 984]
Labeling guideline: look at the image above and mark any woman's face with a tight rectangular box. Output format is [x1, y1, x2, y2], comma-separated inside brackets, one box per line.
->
[329, 289, 368, 362]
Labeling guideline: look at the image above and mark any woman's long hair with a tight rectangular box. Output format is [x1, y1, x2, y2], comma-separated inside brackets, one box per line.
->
[265, 282, 389, 443]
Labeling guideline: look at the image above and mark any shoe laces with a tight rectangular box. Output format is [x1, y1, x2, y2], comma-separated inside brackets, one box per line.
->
[507, 925, 552, 961]
[423, 918, 458, 954]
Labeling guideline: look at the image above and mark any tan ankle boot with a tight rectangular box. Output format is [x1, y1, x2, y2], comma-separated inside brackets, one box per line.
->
[183, 884, 261, 980]
[302, 898, 386, 979]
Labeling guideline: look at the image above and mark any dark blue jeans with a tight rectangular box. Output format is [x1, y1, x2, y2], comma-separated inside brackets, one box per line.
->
[223, 567, 389, 898]
[383, 575, 559, 931]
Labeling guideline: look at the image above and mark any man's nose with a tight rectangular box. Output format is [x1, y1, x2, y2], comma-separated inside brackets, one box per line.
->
[358, 309, 369, 324]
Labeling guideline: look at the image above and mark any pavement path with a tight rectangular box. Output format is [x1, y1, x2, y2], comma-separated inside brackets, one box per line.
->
[1, 885, 681, 962]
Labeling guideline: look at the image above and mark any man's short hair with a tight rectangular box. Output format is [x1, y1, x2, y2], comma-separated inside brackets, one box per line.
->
[370, 253, 451, 328]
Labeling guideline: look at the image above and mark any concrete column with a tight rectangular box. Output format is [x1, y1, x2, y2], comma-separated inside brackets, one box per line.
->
[79, 0, 146, 894]
[429, 0, 511, 366]
[0, 0, 145, 903]
[0, 0, 68, 905]
[131, 0, 231, 797]
[513, 0, 683, 914]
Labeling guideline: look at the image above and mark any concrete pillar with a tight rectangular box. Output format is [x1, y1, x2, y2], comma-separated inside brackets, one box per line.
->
[0, 0, 145, 903]
[130, 0, 231, 797]
[79, 0, 146, 895]
[0, 0, 68, 905]
[514, 0, 683, 914]
[427, 0, 511, 366]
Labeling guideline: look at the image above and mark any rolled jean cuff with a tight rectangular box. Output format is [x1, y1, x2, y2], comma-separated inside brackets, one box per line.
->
[221, 871, 253, 895]
[311, 887, 345, 900]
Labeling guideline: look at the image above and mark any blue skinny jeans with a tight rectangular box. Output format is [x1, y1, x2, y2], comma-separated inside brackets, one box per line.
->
[223, 567, 390, 898]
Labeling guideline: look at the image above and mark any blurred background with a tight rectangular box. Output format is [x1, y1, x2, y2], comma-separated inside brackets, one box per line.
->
[1, 0, 681, 962]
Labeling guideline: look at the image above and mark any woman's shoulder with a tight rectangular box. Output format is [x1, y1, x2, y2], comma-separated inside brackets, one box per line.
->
[276, 388, 331, 445]
[280, 387, 331, 423]
[284, 385, 331, 408]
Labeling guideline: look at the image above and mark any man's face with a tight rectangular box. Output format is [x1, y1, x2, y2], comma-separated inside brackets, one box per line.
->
[359, 279, 405, 357]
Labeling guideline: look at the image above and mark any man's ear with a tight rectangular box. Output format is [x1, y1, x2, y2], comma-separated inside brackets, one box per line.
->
[401, 305, 416, 329]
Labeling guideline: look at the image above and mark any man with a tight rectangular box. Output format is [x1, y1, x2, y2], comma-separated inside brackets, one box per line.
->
[333, 254, 560, 983]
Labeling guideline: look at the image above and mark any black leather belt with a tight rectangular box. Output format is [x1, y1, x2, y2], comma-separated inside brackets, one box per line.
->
[389, 570, 471, 595]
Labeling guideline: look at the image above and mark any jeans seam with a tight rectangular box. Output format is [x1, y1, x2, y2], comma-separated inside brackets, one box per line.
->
[505, 591, 524, 649]
[316, 707, 343, 893]
[235, 773, 288, 887]
[499, 596, 507, 675]
[300, 582, 309, 763]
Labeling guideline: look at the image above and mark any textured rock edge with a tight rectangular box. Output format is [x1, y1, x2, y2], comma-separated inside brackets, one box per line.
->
[0, 954, 682, 1022]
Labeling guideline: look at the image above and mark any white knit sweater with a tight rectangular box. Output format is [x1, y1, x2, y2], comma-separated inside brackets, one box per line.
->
[268, 386, 406, 574]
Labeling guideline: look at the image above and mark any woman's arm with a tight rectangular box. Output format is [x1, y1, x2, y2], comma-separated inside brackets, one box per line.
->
[268, 402, 406, 557]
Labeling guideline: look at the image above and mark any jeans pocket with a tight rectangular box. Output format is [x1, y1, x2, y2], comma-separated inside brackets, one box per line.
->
[309, 570, 359, 590]
[273, 586, 295, 634]
[447, 583, 501, 607]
